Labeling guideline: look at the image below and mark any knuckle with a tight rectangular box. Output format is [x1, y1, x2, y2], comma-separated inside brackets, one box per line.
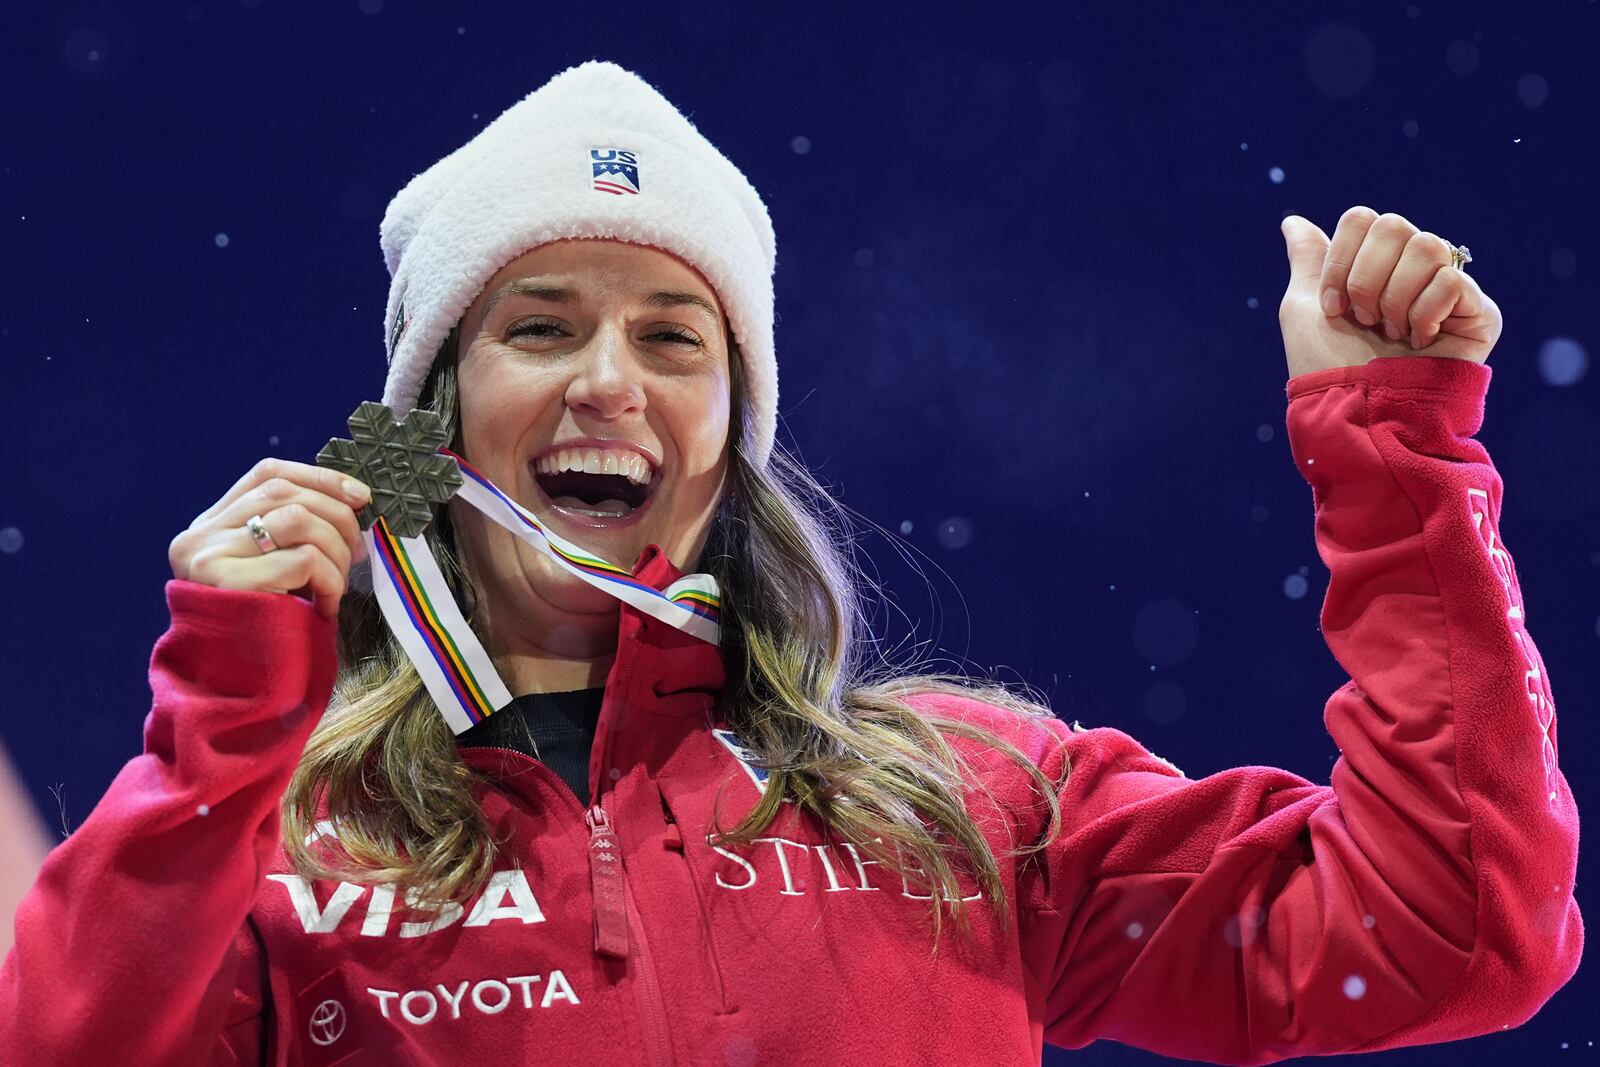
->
[291, 543, 321, 579]
[187, 547, 224, 585]
[259, 476, 295, 501]
[269, 501, 304, 529]
[169, 540, 197, 576]
[1373, 211, 1416, 235]
[252, 457, 285, 482]
[1412, 231, 1450, 257]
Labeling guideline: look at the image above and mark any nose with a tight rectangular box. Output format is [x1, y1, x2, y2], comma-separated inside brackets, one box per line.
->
[564, 326, 646, 421]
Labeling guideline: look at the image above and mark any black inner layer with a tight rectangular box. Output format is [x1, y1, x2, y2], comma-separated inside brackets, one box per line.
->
[537, 469, 648, 508]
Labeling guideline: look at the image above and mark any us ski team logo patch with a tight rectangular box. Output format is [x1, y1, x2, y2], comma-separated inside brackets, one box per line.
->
[590, 147, 640, 195]
[713, 728, 767, 792]
[712, 728, 792, 803]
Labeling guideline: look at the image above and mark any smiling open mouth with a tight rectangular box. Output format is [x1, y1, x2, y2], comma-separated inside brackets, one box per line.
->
[531, 445, 658, 524]
[535, 469, 651, 517]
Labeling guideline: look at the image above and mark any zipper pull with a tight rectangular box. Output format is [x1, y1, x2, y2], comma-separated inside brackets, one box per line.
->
[585, 803, 629, 958]
[660, 792, 684, 851]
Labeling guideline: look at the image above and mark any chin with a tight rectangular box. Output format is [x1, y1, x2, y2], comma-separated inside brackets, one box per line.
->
[526, 552, 631, 608]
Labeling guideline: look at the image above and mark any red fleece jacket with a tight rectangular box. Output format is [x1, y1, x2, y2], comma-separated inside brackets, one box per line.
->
[0, 355, 1583, 1065]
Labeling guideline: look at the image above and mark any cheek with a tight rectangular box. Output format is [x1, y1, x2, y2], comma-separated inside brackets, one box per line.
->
[678, 381, 731, 472]
[455, 355, 498, 442]
[458, 358, 560, 459]
[670, 397, 730, 526]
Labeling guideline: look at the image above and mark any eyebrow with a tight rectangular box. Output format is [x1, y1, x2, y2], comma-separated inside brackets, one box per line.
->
[481, 278, 721, 329]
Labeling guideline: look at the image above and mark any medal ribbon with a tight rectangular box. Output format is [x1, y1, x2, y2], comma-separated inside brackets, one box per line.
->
[361, 447, 721, 735]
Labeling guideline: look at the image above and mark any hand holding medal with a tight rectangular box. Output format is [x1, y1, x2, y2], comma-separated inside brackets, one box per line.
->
[167, 455, 373, 622]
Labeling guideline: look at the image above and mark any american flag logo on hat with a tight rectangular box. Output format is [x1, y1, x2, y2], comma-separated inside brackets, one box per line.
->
[590, 147, 640, 195]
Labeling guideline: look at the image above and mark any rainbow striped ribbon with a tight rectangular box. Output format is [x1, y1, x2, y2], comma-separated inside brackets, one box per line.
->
[362, 447, 722, 736]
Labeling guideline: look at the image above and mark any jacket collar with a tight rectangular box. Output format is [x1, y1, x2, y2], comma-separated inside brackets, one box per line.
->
[456, 542, 727, 752]
[456, 543, 728, 800]
[606, 542, 728, 719]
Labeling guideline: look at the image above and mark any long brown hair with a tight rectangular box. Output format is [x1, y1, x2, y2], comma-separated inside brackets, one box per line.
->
[283, 323, 1069, 949]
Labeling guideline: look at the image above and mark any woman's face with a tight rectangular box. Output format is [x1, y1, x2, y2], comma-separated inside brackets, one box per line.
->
[450, 238, 732, 625]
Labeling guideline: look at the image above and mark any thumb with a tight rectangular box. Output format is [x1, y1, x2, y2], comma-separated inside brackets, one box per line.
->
[1280, 214, 1332, 287]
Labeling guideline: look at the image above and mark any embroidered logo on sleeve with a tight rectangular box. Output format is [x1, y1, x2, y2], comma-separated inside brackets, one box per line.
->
[1469, 486, 1559, 806]
[712, 728, 793, 804]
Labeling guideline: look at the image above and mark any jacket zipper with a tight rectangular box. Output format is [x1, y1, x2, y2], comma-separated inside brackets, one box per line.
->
[603, 660, 676, 1067]
[460, 748, 641, 969]
[457, 747, 635, 959]
[464, 677, 676, 1065]
[585, 804, 630, 957]
[461, 744, 585, 809]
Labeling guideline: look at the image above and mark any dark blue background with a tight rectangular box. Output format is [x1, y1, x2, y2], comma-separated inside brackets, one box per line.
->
[4, 2, 1594, 1062]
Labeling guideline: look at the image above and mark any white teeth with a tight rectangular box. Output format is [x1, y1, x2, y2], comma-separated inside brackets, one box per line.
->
[534, 446, 654, 486]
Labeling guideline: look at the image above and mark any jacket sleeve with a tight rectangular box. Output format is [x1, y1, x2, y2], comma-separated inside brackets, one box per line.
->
[1016, 354, 1583, 1065]
[0, 580, 338, 1066]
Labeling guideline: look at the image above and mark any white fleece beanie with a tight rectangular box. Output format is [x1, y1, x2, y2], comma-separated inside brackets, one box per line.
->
[378, 60, 779, 468]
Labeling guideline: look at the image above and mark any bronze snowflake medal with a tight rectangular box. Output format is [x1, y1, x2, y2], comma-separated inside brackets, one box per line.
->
[315, 401, 462, 538]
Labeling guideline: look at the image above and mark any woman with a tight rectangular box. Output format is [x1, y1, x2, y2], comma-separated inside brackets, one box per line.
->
[1, 61, 1581, 1066]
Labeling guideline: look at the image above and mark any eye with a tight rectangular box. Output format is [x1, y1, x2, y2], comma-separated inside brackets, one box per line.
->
[505, 318, 702, 347]
[652, 326, 704, 347]
[507, 318, 565, 340]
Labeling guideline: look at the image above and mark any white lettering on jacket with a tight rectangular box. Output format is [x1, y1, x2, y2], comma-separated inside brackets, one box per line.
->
[267, 869, 546, 937]
[366, 971, 579, 1025]
[706, 836, 983, 901]
[1468, 486, 1560, 806]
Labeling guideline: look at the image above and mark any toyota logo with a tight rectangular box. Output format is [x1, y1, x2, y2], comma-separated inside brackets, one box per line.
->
[308, 998, 347, 1047]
